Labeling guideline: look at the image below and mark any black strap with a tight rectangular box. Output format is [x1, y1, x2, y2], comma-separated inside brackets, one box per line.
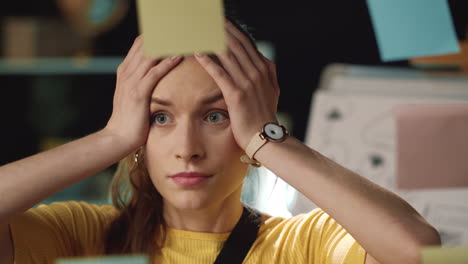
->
[213, 206, 261, 264]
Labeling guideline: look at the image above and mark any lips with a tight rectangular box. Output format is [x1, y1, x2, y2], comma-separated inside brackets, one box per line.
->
[170, 172, 212, 187]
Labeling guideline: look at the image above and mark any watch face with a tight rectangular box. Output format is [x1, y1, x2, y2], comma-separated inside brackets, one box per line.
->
[264, 123, 284, 140]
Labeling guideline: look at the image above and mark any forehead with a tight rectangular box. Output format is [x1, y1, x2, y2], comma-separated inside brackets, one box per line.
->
[152, 56, 221, 102]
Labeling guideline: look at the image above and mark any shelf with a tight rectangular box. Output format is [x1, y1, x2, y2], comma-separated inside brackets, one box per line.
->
[0, 57, 124, 75]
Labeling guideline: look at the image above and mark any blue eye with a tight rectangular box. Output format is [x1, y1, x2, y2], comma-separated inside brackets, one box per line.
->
[206, 111, 228, 123]
[152, 113, 170, 125]
[151, 111, 228, 126]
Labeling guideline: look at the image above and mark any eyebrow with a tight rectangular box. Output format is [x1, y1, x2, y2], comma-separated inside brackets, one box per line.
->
[151, 92, 225, 106]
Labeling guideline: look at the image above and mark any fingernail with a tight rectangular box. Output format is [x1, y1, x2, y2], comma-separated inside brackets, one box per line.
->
[195, 53, 205, 58]
[171, 55, 181, 60]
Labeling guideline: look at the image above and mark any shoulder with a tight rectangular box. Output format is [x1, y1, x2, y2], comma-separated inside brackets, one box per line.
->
[245, 209, 331, 263]
[32, 200, 118, 217]
[9, 201, 121, 261]
[247, 209, 366, 263]
[259, 208, 329, 234]
[259, 208, 361, 244]
[254, 208, 330, 248]
[12, 201, 120, 231]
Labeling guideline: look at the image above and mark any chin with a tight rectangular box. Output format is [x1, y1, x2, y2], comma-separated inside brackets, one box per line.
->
[164, 190, 214, 211]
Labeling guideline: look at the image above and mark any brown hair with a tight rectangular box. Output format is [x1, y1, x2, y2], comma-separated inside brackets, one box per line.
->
[104, 9, 256, 260]
[105, 149, 165, 256]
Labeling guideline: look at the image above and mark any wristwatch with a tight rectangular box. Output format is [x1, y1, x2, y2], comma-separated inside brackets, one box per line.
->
[240, 122, 289, 167]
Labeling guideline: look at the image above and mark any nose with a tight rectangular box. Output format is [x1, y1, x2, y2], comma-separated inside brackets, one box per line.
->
[174, 118, 205, 162]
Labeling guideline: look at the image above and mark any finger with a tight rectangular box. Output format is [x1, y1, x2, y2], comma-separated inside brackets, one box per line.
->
[215, 49, 248, 86]
[194, 53, 237, 97]
[257, 51, 277, 86]
[127, 35, 143, 63]
[263, 58, 280, 95]
[225, 29, 259, 84]
[225, 20, 268, 76]
[125, 40, 145, 77]
[133, 55, 162, 80]
[140, 56, 183, 97]
[266, 61, 280, 95]
[119, 35, 143, 74]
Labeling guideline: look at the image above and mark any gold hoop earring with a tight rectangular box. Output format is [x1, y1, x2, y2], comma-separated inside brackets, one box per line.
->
[134, 147, 144, 164]
[134, 152, 140, 164]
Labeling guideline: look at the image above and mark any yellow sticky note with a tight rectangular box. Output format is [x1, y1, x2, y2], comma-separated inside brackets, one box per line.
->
[136, 0, 226, 58]
[422, 247, 468, 264]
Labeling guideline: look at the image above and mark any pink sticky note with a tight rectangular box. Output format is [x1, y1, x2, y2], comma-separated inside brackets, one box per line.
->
[395, 104, 468, 190]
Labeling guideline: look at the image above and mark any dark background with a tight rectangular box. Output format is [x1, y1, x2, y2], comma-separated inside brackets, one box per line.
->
[1, 0, 466, 166]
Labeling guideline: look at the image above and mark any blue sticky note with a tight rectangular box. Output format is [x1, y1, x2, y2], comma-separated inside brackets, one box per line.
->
[367, 0, 460, 62]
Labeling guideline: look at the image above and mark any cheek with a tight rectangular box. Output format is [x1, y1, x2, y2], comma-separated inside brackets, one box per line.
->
[143, 132, 167, 178]
[213, 128, 244, 157]
[213, 133, 247, 175]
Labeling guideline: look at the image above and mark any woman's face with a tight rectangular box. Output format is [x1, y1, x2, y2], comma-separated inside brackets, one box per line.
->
[144, 56, 249, 211]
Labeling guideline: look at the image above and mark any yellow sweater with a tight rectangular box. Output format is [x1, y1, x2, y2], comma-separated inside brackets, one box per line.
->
[10, 201, 366, 263]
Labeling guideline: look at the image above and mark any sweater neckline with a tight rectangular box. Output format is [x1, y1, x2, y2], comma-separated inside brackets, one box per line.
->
[165, 227, 231, 241]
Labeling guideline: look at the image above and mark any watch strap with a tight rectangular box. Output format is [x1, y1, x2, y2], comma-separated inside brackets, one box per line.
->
[239, 155, 261, 167]
[245, 132, 267, 160]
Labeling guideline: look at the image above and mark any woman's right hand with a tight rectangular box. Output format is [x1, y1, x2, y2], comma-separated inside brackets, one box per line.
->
[104, 36, 183, 151]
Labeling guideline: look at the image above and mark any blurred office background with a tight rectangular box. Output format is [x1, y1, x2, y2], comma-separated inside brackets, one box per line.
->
[0, 0, 467, 240]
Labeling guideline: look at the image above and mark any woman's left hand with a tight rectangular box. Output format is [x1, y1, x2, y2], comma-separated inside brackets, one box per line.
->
[195, 20, 280, 151]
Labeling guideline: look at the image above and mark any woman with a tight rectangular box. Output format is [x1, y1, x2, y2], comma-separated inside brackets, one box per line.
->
[0, 15, 440, 264]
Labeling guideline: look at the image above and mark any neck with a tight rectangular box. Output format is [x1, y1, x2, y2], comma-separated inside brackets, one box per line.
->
[163, 188, 244, 233]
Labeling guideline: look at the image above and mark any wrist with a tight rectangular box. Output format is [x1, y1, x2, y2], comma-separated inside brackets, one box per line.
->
[240, 121, 289, 166]
[98, 128, 141, 154]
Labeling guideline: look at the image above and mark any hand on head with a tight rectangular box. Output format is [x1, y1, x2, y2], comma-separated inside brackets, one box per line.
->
[104, 36, 183, 151]
[195, 19, 280, 150]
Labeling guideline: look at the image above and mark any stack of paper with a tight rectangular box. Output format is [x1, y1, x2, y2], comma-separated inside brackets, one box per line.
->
[289, 64, 468, 246]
